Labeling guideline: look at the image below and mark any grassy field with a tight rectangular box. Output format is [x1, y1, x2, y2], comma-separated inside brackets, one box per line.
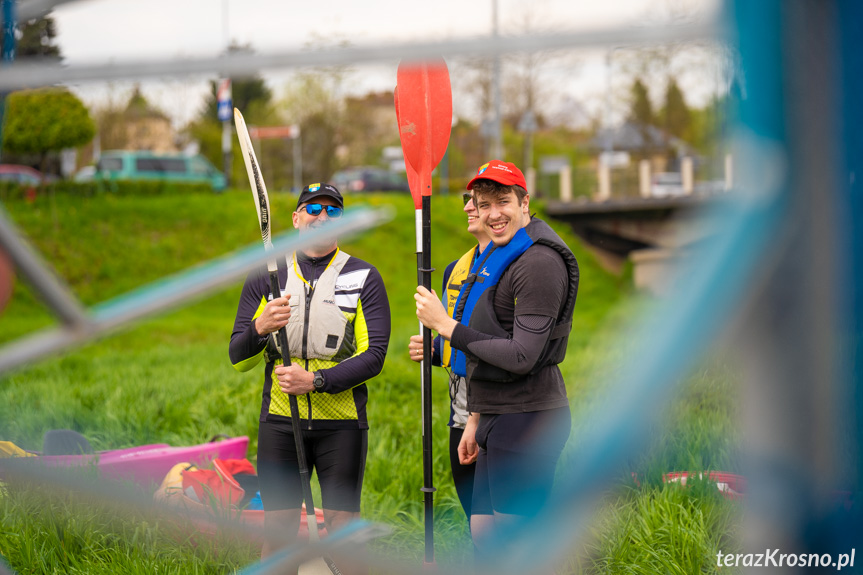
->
[0, 186, 742, 573]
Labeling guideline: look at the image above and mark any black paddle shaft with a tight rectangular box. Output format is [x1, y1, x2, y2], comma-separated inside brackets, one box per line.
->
[418, 195, 436, 564]
[268, 272, 317, 529]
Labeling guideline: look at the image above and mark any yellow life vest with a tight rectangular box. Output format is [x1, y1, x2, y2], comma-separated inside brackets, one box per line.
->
[442, 246, 477, 366]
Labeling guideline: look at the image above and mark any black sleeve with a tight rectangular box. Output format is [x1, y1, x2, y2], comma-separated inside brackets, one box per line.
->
[229, 268, 270, 372]
[450, 315, 554, 375]
[318, 265, 391, 394]
[449, 247, 567, 375]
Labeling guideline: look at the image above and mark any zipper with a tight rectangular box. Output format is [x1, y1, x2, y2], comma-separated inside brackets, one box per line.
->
[302, 259, 317, 430]
[305, 359, 313, 430]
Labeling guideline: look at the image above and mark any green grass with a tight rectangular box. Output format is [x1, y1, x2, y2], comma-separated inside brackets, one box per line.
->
[0, 187, 741, 573]
[571, 483, 742, 575]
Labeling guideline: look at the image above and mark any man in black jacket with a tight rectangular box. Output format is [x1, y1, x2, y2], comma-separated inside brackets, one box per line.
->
[415, 160, 578, 552]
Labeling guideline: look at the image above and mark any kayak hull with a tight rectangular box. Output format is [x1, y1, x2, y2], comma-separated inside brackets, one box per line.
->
[19, 436, 249, 490]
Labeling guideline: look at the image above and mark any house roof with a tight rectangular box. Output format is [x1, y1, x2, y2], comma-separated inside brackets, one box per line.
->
[590, 121, 693, 154]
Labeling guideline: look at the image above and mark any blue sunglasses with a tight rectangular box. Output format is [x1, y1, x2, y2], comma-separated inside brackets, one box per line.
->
[302, 203, 343, 218]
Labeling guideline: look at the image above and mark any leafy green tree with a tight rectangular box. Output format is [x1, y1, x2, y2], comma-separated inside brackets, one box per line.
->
[200, 76, 272, 123]
[15, 16, 61, 59]
[662, 77, 692, 141]
[279, 68, 347, 183]
[2, 88, 95, 170]
[187, 43, 277, 188]
[198, 43, 272, 123]
[629, 78, 654, 126]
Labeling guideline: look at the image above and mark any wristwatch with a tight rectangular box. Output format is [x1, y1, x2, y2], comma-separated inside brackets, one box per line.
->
[312, 371, 325, 392]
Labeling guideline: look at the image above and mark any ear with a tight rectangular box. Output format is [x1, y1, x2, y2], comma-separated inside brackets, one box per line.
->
[292, 210, 300, 229]
[521, 194, 530, 214]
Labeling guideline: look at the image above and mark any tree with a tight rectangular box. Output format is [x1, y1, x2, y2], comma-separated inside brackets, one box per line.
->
[629, 78, 654, 126]
[279, 67, 348, 183]
[16, 16, 61, 60]
[198, 43, 273, 124]
[185, 42, 279, 187]
[662, 77, 691, 141]
[2, 88, 95, 170]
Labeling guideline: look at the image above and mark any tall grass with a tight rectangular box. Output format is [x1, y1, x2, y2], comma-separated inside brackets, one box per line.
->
[0, 188, 741, 573]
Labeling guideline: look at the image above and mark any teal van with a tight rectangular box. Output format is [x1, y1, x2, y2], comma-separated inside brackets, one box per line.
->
[95, 151, 227, 190]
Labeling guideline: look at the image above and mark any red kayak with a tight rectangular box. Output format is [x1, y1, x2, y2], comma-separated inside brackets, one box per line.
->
[12, 435, 249, 490]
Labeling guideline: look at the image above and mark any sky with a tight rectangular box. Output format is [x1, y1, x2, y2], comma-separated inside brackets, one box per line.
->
[49, 0, 723, 128]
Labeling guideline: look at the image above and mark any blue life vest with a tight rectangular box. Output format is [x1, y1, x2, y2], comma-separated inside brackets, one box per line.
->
[450, 227, 534, 376]
[466, 217, 580, 384]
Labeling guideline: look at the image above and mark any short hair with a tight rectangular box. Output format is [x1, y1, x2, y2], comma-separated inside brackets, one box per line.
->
[470, 179, 528, 205]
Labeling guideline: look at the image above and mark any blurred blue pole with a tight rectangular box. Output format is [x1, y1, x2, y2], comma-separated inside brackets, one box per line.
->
[837, 0, 863, 555]
[0, 0, 15, 163]
[733, 0, 863, 569]
[838, 0, 863, 487]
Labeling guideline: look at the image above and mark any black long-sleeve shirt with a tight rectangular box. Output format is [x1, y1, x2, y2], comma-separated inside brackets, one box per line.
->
[230, 249, 390, 429]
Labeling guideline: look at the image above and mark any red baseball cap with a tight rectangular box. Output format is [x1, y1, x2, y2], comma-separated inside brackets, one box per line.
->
[466, 160, 527, 191]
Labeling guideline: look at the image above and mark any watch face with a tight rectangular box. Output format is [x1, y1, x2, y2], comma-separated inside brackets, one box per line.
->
[314, 374, 324, 389]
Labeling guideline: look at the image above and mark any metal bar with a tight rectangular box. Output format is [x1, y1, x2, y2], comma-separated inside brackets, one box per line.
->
[0, 205, 89, 327]
[0, 20, 720, 92]
[16, 0, 80, 22]
[0, 207, 391, 374]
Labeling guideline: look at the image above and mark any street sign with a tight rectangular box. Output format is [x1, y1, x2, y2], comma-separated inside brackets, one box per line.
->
[217, 78, 232, 122]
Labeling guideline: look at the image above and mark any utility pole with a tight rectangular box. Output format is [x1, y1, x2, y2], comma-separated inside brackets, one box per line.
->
[491, 0, 503, 160]
[291, 124, 302, 192]
[218, 0, 232, 187]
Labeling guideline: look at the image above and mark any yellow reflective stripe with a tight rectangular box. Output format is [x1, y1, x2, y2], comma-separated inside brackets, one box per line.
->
[253, 295, 267, 320]
[232, 296, 269, 372]
[353, 297, 370, 356]
[233, 350, 265, 372]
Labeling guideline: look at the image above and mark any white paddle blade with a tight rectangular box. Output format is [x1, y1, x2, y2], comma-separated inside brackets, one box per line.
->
[234, 108, 278, 273]
[234, 108, 273, 245]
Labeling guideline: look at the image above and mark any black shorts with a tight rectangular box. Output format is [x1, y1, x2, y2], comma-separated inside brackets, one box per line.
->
[257, 421, 367, 512]
[472, 407, 571, 516]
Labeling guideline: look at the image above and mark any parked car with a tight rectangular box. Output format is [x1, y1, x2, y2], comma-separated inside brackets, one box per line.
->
[650, 172, 686, 198]
[94, 151, 227, 190]
[73, 165, 97, 182]
[330, 167, 410, 193]
[0, 164, 45, 186]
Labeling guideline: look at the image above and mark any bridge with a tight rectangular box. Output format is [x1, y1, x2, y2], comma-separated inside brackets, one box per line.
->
[545, 194, 728, 295]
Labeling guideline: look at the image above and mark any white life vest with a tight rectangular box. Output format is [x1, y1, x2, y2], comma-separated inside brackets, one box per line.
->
[277, 250, 352, 362]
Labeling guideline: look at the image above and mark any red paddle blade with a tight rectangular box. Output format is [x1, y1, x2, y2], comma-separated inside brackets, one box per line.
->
[394, 87, 423, 205]
[395, 59, 453, 206]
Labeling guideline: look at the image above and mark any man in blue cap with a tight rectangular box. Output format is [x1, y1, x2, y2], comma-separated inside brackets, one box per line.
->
[230, 182, 391, 559]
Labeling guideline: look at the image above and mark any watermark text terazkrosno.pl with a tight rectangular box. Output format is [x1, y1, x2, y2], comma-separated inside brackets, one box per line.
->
[717, 549, 855, 570]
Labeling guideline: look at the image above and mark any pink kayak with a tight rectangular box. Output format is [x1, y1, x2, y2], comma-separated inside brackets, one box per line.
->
[26, 436, 249, 489]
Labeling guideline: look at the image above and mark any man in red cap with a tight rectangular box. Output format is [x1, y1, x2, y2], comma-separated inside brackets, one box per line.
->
[415, 160, 579, 553]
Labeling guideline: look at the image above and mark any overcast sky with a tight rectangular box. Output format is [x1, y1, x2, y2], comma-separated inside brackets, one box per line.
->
[50, 0, 722, 127]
